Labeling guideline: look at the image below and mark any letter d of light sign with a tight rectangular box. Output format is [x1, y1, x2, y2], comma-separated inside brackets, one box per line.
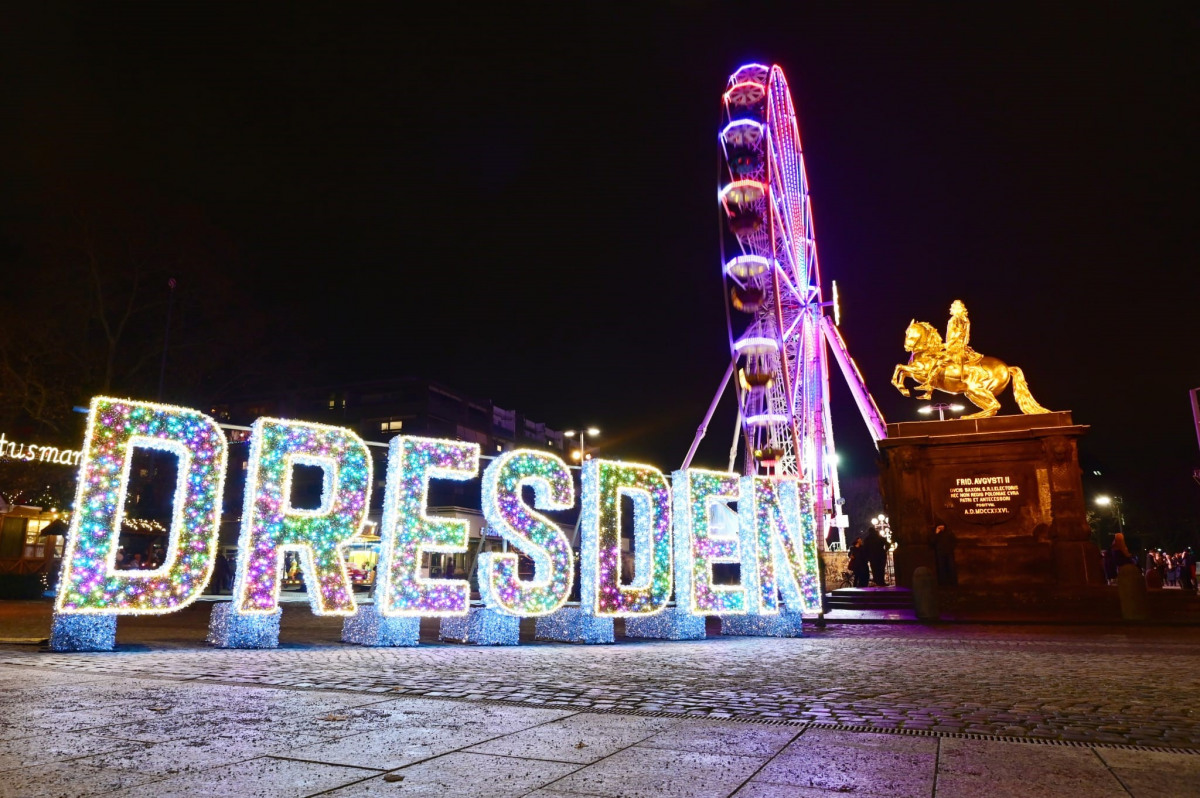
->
[51, 397, 228, 651]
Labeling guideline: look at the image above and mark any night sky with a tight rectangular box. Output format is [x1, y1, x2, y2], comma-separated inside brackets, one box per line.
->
[4, 3, 1199, 533]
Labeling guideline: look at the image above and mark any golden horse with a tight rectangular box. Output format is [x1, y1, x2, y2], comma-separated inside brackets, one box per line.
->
[891, 321, 1051, 419]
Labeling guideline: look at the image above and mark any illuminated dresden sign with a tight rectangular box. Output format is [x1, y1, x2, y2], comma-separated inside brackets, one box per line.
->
[0, 432, 83, 466]
[48, 397, 821, 652]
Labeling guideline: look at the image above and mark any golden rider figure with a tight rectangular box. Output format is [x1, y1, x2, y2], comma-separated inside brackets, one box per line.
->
[944, 299, 981, 372]
[914, 299, 981, 398]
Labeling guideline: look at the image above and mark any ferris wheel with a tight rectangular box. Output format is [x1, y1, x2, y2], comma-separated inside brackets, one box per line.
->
[684, 63, 886, 546]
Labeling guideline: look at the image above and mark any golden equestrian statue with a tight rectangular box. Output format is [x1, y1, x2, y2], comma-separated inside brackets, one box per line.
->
[891, 299, 1052, 419]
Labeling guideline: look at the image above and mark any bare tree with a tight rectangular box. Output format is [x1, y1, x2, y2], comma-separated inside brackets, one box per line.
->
[0, 179, 312, 442]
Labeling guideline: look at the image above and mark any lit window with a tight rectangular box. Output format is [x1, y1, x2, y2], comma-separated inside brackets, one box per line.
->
[496, 444, 502, 452]
[380, 420, 404, 432]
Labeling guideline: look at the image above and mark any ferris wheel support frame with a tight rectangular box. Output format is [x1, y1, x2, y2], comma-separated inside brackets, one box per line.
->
[820, 316, 888, 443]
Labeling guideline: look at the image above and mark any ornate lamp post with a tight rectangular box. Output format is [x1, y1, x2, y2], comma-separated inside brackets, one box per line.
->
[563, 427, 601, 463]
[1095, 494, 1125, 536]
[919, 402, 965, 421]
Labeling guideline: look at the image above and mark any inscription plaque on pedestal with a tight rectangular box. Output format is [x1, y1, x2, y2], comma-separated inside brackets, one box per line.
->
[949, 475, 1021, 521]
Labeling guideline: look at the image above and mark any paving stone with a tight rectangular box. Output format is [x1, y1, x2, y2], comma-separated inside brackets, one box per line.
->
[549, 745, 766, 798]
[733, 784, 893, 797]
[637, 720, 800, 757]
[753, 729, 936, 797]
[319, 751, 579, 797]
[0, 760, 165, 796]
[110, 755, 377, 797]
[76, 732, 315, 776]
[935, 738, 1128, 797]
[467, 712, 676, 764]
[1094, 748, 1200, 797]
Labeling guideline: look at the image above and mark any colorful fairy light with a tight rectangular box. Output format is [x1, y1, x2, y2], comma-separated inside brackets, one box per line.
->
[738, 475, 822, 614]
[375, 435, 480, 617]
[55, 397, 228, 615]
[479, 450, 574, 616]
[671, 469, 746, 615]
[231, 418, 372, 616]
[579, 459, 672, 617]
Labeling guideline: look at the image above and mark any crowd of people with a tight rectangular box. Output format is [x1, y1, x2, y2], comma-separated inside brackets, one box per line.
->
[113, 548, 164, 571]
[846, 522, 958, 589]
[847, 526, 893, 587]
[1104, 533, 1196, 590]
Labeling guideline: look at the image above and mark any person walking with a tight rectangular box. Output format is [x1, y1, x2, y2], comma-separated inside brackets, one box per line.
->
[864, 526, 888, 587]
[212, 550, 231, 594]
[931, 523, 958, 587]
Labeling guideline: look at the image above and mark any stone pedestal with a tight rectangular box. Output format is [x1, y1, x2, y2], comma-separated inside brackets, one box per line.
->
[207, 603, 281, 648]
[438, 607, 519, 645]
[879, 412, 1103, 593]
[49, 613, 117, 652]
[535, 605, 615, 644]
[720, 611, 804, 638]
[623, 606, 706, 640]
[341, 605, 420, 647]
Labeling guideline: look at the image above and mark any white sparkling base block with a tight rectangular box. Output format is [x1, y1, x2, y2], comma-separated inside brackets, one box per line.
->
[534, 605, 614, 644]
[439, 607, 519, 645]
[341, 605, 420, 647]
[623, 606, 706, 640]
[207, 603, 281, 648]
[49, 613, 117, 652]
[720, 611, 805, 638]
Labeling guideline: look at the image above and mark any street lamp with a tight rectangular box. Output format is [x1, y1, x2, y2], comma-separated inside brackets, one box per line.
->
[1095, 494, 1125, 535]
[919, 402, 966, 421]
[563, 427, 601, 463]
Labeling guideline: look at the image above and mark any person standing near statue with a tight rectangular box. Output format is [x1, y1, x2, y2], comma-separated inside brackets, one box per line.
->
[849, 537, 870, 587]
[932, 523, 958, 587]
[864, 526, 888, 586]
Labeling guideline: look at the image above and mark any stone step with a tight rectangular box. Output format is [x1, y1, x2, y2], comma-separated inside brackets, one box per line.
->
[825, 587, 916, 612]
[819, 608, 921, 623]
[826, 598, 915, 610]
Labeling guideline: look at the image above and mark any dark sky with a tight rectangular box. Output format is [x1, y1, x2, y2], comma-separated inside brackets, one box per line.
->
[4, 3, 1199, 530]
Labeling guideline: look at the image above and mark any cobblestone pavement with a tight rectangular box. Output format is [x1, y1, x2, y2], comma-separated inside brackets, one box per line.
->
[2, 663, 1199, 798]
[3, 615, 1199, 750]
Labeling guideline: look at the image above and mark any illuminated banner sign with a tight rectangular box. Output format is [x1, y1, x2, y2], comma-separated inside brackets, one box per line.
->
[0, 433, 82, 466]
[49, 397, 821, 652]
